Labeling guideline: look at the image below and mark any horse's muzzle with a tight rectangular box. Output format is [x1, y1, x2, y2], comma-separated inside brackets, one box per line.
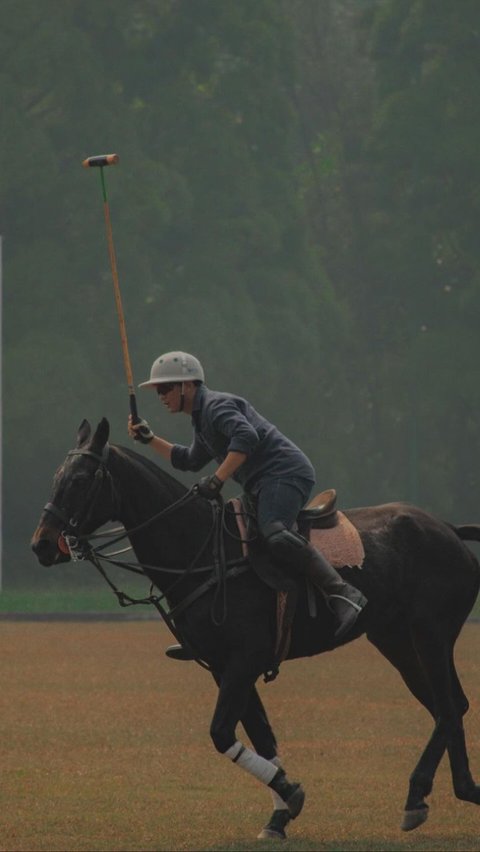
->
[31, 527, 70, 566]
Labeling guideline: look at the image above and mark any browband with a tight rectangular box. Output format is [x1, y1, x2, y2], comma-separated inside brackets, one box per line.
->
[67, 445, 110, 464]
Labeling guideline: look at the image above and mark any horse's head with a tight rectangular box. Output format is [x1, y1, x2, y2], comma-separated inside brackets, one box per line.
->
[31, 418, 116, 566]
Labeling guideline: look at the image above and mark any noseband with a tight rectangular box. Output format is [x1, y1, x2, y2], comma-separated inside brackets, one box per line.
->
[43, 446, 117, 557]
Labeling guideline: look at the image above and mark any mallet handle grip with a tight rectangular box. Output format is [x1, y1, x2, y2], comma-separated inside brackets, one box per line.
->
[82, 154, 119, 168]
[129, 394, 139, 421]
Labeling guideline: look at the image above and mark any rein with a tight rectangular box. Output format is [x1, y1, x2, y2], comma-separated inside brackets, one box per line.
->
[88, 499, 246, 622]
[85, 498, 249, 672]
[44, 445, 250, 668]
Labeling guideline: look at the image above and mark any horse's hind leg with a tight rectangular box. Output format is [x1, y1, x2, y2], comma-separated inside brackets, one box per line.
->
[369, 627, 448, 830]
[411, 621, 480, 806]
[401, 644, 471, 828]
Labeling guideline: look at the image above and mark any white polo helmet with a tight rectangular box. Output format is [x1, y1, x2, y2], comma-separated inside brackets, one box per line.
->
[139, 351, 205, 388]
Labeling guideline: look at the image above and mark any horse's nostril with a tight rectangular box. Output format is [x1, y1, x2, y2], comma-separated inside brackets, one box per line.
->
[31, 537, 49, 555]
[32, 536, 60, 566]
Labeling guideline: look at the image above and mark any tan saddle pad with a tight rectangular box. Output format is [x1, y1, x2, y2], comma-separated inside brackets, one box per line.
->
[310, 511, 365, 568]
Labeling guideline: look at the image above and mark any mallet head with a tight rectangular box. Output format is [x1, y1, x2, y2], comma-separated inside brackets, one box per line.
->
[82, 154, 119, 168]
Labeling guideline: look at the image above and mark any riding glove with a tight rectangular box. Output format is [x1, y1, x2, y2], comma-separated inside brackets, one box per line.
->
[134, 420, 154, 444]
[196, 474, 224, 500]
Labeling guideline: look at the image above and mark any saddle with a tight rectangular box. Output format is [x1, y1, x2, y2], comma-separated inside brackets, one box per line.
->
[229, 489, 364, 682]
[297, 488, 339, 532]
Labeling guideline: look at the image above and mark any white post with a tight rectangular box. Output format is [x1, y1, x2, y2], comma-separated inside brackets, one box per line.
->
[0, 235, 3, 592]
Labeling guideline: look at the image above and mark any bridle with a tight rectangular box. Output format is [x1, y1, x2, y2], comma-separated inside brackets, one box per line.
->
[43, 445, 118, 557]
[43, 443, 204, 558]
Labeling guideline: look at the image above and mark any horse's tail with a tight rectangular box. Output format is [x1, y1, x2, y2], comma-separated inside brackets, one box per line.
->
[451, 523, 480, 542]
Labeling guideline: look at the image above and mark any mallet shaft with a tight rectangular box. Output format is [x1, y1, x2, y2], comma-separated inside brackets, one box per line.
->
[102, 200, 137, 409]
[83, 152, 139, 421]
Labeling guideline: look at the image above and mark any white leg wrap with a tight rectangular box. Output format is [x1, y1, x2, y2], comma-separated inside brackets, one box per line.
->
[225, 741, 278, 785]
[270, 756, 288, 810]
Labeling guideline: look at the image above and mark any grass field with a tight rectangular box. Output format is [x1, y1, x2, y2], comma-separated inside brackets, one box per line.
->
[0, 587, 149, 614]
[1, 620, 480, 851]
[0, 573, 154, 615]
[1, 585, 479, 618]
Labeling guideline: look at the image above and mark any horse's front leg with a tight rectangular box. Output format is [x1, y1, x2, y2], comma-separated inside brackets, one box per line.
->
[219, 676, 292, 840]
[210, 655, 305, 830]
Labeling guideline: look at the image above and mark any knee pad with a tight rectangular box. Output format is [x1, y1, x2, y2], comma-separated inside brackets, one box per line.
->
[263, 523, 308, 562]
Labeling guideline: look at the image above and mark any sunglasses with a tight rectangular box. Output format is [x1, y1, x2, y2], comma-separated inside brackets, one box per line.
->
[155, 382, 177, 396]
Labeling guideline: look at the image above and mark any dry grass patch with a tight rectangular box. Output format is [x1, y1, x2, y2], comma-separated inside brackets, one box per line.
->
[0, 621, 479, 851]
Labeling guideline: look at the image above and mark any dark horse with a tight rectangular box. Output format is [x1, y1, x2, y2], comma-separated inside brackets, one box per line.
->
[31, 418, 480, 841]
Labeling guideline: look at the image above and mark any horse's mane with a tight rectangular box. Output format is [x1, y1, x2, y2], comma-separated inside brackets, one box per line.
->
[111, 444, 188, 500]
[108, 444, 216, 532]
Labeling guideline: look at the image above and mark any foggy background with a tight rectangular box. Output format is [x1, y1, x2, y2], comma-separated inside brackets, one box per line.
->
[3, 0, 480, 591]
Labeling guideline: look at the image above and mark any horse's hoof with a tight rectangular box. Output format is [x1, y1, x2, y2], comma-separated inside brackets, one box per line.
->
[269, 771, 305, 821]
[454, 783, 480, 804]
[401, 805, 429, 831]
[257, 809, 290, 841]
[286, 783, 305, 819]
[257, 827, 287, 841]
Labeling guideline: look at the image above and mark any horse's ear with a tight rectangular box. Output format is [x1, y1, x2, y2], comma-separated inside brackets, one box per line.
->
[90, 418, 110, 453]
[76, 419, 91, 447]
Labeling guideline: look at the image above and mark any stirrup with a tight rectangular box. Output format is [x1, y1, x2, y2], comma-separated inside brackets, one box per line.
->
[327, 593, 366, 613]
[165, 644, 195, 661]
[328, 592, 367, 641]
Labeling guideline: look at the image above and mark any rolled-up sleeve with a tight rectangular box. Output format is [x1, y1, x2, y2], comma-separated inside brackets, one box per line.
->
[171, 436, 212, 472]
[210, 401, 260, 456]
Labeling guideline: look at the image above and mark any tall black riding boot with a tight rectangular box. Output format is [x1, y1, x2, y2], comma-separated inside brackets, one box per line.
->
[300, 545, 367, 640]
[265, 525, 367, 641]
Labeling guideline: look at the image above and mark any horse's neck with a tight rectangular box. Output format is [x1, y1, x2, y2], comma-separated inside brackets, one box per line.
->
[109, 446, 209, 569]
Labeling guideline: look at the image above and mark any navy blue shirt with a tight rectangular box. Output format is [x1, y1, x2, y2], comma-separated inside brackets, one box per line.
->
[170, 384, 315, 493]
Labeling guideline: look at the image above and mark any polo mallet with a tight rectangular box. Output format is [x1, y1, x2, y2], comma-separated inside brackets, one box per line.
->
[82, 154, 139, 423]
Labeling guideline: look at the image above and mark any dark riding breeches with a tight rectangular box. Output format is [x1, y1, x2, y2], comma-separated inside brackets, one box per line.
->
[254, 476, 314, 539]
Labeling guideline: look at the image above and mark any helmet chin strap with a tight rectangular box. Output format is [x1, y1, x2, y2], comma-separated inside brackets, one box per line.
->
[179, 382, 185, 412]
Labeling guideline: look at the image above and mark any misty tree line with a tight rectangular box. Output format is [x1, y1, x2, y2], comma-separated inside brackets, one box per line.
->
[3, 0, 480, 583]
